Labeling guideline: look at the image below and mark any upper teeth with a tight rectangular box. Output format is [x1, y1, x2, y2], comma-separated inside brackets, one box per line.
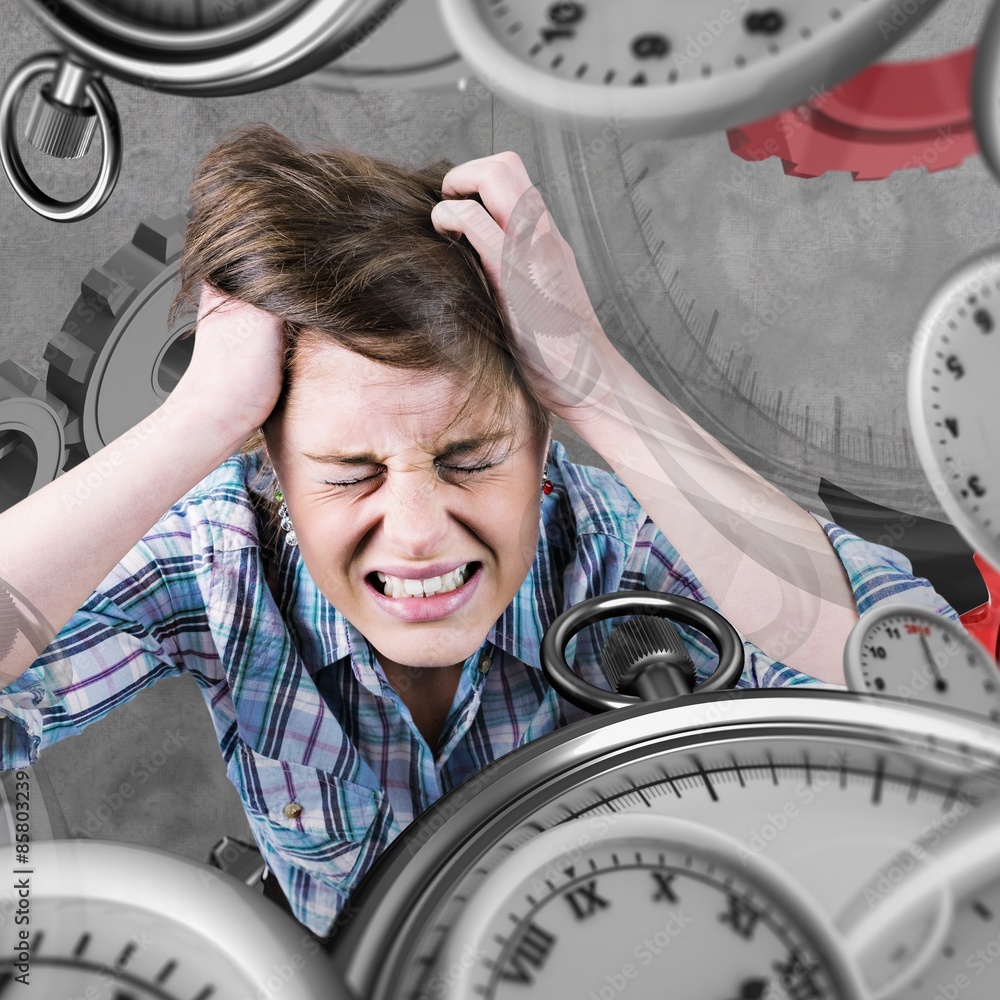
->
[376, 564, 470, 599]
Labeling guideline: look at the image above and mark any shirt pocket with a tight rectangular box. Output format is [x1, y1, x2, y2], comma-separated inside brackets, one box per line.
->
[226, 737, 387, 894]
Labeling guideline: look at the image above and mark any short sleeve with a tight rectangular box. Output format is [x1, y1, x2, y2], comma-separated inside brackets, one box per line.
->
[808, 512, 960, 622]
[0, 527, 216, 770]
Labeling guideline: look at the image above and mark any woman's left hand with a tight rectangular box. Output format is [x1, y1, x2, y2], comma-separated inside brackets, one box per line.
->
[430, 151, 620, 417]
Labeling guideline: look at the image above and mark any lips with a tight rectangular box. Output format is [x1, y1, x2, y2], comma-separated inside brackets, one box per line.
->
[364, 562, 483, 623]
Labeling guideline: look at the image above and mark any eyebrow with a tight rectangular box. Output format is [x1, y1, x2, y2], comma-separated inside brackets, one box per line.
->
[303, 432, 512, 465]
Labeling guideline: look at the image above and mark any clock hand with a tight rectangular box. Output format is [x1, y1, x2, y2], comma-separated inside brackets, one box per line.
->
[920, 633, 949, 693]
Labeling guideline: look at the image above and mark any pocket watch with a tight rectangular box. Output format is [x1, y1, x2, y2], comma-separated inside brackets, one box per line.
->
[436, 0, 948, 139]
[0, 839, 349, 998]
[907, 248, 1000, 576]
[330, 591, 1000, 1000]
[1, 0, 396, 220]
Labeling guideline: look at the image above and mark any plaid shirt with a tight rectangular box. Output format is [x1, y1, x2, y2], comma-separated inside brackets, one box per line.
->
[0, 439, 957, 936]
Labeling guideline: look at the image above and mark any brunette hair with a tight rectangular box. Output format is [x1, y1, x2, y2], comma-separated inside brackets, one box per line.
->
[169, 123, 551, 532]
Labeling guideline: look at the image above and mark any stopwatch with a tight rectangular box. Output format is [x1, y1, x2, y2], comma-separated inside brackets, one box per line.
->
[435, 0, 947, 139]
[432, 814, 866, 1000]
[843, 603, 1000, 720]
[330, 591, 1000, 1000]
[1, 0, 394, 220]
[0, 839, 348, 998]
[908, 249, 1000, 575]
[332, 688, 1000, 999]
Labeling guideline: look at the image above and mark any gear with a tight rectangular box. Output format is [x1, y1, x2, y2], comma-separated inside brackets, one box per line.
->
[727, 48, 978, 181]
[962, 552, 1000, 663]
[43, 211, 192, 470]
[0, 358, 70, 510]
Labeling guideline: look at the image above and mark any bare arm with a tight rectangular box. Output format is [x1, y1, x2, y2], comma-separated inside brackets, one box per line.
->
[557, 337, 859, 685]
[0, 287, 285, 687]
[431, 151, 857, 685]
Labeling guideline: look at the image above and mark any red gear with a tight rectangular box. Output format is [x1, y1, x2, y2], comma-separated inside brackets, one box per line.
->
[727, 48, 979, 181]
[962, 553, 1000, 664]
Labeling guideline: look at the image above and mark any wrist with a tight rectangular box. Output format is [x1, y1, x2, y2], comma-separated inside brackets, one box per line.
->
[161, 385, 260, 459]
[547, 332, 625, 426]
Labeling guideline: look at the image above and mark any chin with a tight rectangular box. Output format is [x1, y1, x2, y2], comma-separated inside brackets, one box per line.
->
[375, 621, 488, 669]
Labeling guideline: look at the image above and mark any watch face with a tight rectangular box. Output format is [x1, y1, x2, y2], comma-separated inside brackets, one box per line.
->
[431, 815, 866, 1000]
[843, 603, 1000, 719]
[908, 250, 1000, 573]
[334, 692, 1000, 1000]
[0, 840, 345, 999]
[438, 0, 948, 137]
[511, 0, 994, 527]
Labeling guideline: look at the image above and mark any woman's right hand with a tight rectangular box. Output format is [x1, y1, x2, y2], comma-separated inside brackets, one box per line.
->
[172, 284, 288, 433]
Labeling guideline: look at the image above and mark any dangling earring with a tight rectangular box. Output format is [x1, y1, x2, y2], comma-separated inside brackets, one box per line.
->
[541, 461, 553, 496]
[274, 486, 297, 547]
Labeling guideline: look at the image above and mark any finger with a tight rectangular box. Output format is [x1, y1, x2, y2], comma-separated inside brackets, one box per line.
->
[432, 199, 506, 285]
[440, 152, 537, 231]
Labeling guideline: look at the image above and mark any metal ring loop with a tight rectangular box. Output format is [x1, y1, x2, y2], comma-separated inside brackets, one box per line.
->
[540, 589, 746, 713]
[0, 53, 122, 222]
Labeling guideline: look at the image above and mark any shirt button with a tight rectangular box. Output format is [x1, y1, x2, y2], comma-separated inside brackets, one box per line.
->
[478, 650, 492, 674]
[283, 802, 303, 819]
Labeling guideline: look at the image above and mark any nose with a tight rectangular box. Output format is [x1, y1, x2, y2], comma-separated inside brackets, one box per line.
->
[380, 469, 452, 559]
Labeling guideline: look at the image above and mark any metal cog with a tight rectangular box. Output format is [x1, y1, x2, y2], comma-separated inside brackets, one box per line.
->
[0, 358, 71, 511]
[43, 212, 192, 470]
[727, 49, 979, 181]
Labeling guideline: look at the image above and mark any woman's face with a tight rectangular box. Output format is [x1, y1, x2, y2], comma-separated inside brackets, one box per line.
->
[266, 339, 548, 673]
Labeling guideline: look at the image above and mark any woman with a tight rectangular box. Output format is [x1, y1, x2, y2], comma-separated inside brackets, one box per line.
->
[0, 124, 955, 939]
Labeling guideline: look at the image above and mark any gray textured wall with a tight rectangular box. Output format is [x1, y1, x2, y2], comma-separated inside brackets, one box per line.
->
[0, 0, 996, 864]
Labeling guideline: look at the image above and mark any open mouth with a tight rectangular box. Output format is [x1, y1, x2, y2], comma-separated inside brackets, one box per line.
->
[367, 562, 481, 599]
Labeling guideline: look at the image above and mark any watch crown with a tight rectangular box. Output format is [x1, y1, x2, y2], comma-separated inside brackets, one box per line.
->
[25, 85, 98, 159]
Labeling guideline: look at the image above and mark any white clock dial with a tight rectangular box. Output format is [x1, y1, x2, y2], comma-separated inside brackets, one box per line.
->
[436, 0, 947, 138]
[909, 250, 1000, 575]
[333, 693, 1000, 1000]
[843, 603, 1000, 720]
[436, 815, 865, 1000]
[0, 840, 346, 999]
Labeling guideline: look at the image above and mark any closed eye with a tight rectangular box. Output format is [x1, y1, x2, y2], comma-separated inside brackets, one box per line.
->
[323, 473, 382, 487]
[322, 462, 497, 488]
[439, 461, 496, 476]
